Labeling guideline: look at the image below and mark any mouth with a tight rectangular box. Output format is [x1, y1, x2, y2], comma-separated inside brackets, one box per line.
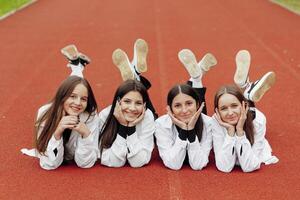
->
[70, 106, 82, 112]
[227, 117, 238, 122]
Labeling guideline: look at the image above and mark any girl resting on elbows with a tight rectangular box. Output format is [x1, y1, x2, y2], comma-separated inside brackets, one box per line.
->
[212, 50, 279, 173]
[155, 49, 217, 170]
[98, 39, 155, 168]
[21, 45, 99, 170]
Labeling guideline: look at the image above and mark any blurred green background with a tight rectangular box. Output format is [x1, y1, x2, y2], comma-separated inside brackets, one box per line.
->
[272, 0, 300, 13]
[0, 0, 32, 17]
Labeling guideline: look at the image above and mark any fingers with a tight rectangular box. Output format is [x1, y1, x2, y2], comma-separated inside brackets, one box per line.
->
[198, 102, 205, 113]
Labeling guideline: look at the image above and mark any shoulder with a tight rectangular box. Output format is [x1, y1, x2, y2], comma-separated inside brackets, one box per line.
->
[80, 111, 99, 124]
[144, 109, 155, 121]
[37, 104, 52, 119]
[253, 108, 266, 126]
[201, 113, 212, 124]
[155, 114, 172, 127]
[98, 105, 112, 119]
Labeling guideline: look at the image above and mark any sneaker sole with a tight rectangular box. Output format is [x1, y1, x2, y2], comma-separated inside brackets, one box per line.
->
[178, 49, 200, 78]
[135, 39, 148, 73]
[112, 49, 135, 81]
[199, 53, 217, 72]
[251, 71, 276, 102]
[61, 44, 79, 60]
[234, 50, 251, 86]
[79, 53, 91, 64]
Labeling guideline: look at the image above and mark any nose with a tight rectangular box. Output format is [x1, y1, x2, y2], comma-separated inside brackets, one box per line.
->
[74, 97, 81, 105]
[128, 103, 137, 111]
[227, 108, 234, 115]
[182, 105, 188, 113]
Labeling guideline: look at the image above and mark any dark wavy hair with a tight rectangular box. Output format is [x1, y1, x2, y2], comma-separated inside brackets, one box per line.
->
[167, 84, 204, 142]
[35, 76, 98, 154]
[214, 85, 254, 145]
[99, 80, 151, 153]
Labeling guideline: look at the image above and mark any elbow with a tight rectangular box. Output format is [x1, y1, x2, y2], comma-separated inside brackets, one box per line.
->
[39, 161, 60, 170]
[100, 157, 126, 168]
[190, 161, 208, 171]
[163, 160, 183, 170]
[128, 151, 151, 168]
[75, 159, 96, 169]
[241, 163, 261, 173]
[216, 161, 234, 173]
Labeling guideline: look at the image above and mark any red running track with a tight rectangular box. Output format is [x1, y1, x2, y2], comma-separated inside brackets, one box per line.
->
[0, 0, 299, 199]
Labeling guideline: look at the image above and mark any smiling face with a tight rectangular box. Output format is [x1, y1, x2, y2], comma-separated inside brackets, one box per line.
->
[171, 93, 197, 124]
[63, 83, 88, 116]
[217, 93, 242, 126]
[120, 91, 144, 122]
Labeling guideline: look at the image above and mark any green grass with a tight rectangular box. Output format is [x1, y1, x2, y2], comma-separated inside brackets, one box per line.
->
[0, 0, 32, 17]
[271, 0, 300, 14]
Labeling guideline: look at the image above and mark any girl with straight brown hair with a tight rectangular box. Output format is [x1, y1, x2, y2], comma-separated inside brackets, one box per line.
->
[22, 45, 99, 170]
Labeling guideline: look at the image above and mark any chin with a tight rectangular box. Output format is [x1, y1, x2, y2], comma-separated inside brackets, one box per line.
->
[227, 121, 238, 126]
[66, 110, 82, 116]
[124, 115, 138, 122]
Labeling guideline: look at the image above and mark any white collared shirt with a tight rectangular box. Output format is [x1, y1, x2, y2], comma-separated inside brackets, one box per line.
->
[98, 105, 155, 168]
[155, 113, 213, 170]
[21, 104, 100, 170]
[211, 108, 279, 173]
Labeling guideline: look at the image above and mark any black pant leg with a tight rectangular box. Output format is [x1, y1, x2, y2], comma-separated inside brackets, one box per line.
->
[186, 81, 207, 115]
[140, 75, 158, 119]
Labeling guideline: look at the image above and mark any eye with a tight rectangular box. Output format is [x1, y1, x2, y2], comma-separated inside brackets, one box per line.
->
[219, 107, 227, 111]
[135, 101, 143, 106]
[123, 99, 131, 104]
[173, 104, 181, 108]
[186, 101, 193, 106]
[81, 97, 88, 102]
[70, 94, 77, 99]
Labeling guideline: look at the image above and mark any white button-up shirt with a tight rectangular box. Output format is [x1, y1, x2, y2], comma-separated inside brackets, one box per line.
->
[98, 105, 155, 168]
[211, 108, 279, 173]
[155, 113, 213, 170]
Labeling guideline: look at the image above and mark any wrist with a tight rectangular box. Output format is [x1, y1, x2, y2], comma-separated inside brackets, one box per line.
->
[81, 130, 91, 138]
[53, 129, 63, 140]
[227, 127, 235, 137]
[236, 129, 245, 137]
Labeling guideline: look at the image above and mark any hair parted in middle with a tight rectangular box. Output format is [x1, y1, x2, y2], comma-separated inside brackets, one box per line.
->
[167, 84, 204, 142]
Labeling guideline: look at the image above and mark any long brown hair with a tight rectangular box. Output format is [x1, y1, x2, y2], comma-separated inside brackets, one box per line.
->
[167, 84, 204, 142]
[214, 85, 254, 145]
[99, 80, 151, 153]
[35, 76, 98, 154]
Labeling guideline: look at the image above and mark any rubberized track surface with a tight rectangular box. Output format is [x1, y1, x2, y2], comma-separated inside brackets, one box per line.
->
[0, 0, 299, 199]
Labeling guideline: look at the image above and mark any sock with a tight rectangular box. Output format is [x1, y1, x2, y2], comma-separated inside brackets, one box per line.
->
[131, 63, 141, 81]
[68, 63, 84, 78]
[189, 77, 203, 88]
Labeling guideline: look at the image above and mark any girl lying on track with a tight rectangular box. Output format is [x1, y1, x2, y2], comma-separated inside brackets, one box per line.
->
[211, 50, 279, 173]
[21, 45, 99, 170]
[98, 39, 155, 168]
[155, 49, 217, 170]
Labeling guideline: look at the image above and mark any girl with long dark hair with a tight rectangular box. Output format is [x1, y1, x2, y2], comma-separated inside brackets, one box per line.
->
[98, 39, 155, 167]
[155, 49, 217, 170]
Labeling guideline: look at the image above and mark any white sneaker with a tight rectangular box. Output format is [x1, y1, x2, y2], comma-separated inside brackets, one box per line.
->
[198, 53, 217, 73]
[244, 71, 276, 102]
[178, 49, 201, 78]
[112, 49, 135, 81]
[61, 44, 91, 66]
[234, 50, 251, 88]
[61, 44, 79, 61]
[132, 39, 148, 73]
